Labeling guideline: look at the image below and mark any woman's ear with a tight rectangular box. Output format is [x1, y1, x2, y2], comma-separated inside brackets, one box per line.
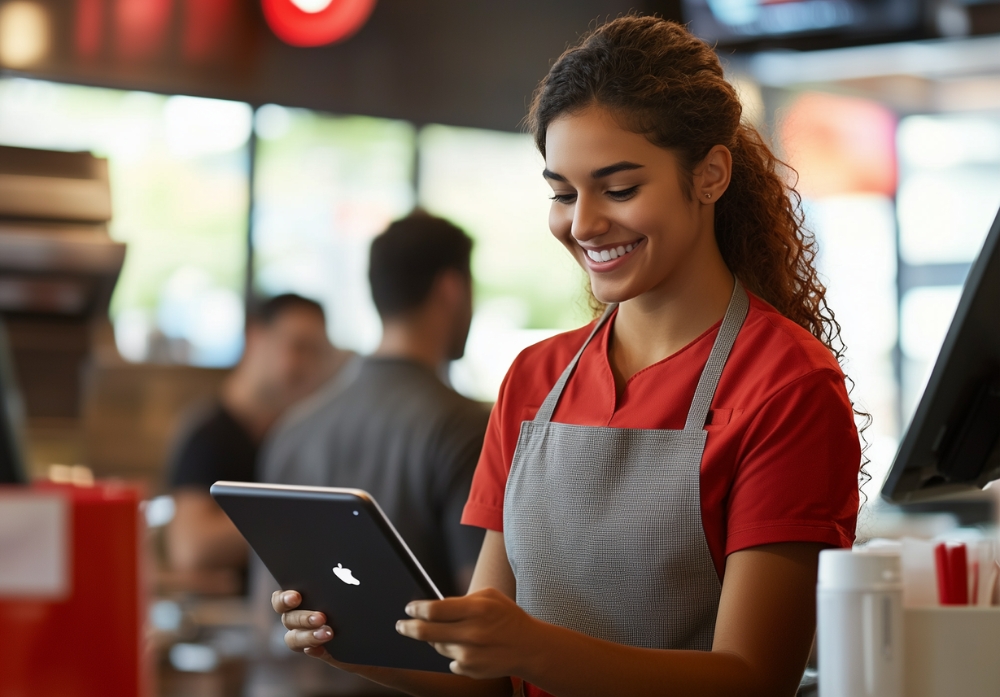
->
[694, 144, 732, 204]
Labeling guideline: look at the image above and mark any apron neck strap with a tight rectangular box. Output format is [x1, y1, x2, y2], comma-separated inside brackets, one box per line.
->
[533, 303, 617, 423]
[532, 279, 749, 428]
[683, 279, 749, 431]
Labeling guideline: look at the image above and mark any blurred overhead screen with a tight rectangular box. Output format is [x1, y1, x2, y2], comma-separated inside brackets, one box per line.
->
[683, 0, 923, 48]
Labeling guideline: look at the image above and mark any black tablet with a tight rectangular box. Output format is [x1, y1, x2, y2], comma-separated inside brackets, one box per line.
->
[209, 481, 452, 673]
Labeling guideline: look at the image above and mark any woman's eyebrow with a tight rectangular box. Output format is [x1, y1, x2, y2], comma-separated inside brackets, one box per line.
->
[592, 161, 643, 179]
[542, 161, 644, 183]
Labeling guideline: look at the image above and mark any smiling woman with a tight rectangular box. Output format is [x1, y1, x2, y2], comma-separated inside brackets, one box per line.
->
[274, 15, 863, 697]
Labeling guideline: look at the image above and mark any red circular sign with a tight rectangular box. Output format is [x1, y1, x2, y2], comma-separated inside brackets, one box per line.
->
[261, 0, 378, 47]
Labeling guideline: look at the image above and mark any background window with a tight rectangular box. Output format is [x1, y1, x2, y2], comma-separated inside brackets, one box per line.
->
[778, 92, 901, 500]
[417, 124, 590, 401]
[0, 77, 252, 367]
[252, 104, 416, 354]
[896, 114, 1000, 420]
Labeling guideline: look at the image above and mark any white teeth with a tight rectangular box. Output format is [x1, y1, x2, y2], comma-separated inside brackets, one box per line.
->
[584, 242, 640, 263]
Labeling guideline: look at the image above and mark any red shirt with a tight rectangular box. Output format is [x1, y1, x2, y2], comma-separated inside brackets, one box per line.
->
[462, 295, 860, 696]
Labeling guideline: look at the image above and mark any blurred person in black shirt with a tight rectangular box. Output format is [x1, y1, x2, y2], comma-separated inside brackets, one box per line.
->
[166, 294, 351, 580]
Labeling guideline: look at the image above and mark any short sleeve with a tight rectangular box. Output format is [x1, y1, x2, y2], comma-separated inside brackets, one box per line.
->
[725, 368, 860, 555]
[461, 383, 510, 532]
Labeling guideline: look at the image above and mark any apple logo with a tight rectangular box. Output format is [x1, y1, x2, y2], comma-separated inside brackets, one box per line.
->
[333, 563, 360, 586]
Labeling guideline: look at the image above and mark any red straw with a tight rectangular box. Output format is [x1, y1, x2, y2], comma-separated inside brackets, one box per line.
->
[934, 542, 951, 604]
[948, 544, 969, 605]
[972, 560, 980, 606]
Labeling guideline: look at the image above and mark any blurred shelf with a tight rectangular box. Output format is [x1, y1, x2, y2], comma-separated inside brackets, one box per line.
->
[734, 33, 1000, 113]
[746, 33, 1000, 85]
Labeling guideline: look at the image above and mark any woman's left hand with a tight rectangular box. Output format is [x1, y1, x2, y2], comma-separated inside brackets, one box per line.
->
[396, 587, 539, 679]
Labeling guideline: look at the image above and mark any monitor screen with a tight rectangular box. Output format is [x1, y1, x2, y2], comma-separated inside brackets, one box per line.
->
[683, 0, 923, 48]
[882, 204, 1000, 504]
[0, 318, 27, 484]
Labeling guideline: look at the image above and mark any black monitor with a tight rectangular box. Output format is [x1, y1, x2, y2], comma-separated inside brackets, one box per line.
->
[0, 317, 28, 484]
[882, 204, 1000, 504]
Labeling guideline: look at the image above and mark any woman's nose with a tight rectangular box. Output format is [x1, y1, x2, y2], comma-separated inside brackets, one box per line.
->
[571, 194, 610, 242]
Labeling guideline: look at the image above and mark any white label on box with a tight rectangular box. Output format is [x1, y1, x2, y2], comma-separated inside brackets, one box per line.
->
[0, 493, 69, 598]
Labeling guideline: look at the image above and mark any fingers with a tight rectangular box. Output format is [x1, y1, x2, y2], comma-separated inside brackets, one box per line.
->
[284, 626, 334, 652]
[404, 596, 475, 622]
[281, 610, 326, 630]
[271, 590, 302, 613]
[396, 618, 482, 645]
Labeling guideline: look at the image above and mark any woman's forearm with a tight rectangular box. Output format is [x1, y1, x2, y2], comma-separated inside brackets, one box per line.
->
[518, 620, 776, 697]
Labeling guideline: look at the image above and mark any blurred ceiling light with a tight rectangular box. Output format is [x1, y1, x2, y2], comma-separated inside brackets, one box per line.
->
[291, 0, 333, 11]
[262, 0, 377, 47]
[0, 1, 50, 68]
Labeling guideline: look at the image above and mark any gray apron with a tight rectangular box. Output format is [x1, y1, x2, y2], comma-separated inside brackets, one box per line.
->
[503, 280, 749, 651]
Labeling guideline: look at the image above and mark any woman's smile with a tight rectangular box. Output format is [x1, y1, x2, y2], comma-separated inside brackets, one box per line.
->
[579, 238, 644, 272]
[544, 105, 716, 305]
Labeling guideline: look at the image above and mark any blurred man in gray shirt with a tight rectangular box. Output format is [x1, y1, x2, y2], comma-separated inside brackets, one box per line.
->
[248, 212, 487, 697]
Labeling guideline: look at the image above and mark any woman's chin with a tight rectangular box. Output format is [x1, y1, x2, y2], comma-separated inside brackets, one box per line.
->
[588, 278, 641, 306]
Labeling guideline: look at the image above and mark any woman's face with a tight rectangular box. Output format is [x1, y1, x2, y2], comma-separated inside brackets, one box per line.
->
[544, 105, 721, 305]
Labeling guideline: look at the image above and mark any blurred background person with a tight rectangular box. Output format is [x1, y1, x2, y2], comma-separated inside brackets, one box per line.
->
[264, 212, 486, 595]
[166, 294, 352, 583]
[245, 212, 487, 697]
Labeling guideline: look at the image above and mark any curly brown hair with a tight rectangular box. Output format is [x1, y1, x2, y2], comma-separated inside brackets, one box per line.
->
[529, 15, 834, 345]
[527, 15, 870, 488]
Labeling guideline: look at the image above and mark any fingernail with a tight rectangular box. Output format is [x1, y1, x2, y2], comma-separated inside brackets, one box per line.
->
[395, 620, 404, 633]
[404, 604, 415, 616]
[309, 613, 321, 626]
[313, 628, 331, 640]
[283, 592, 294, 605]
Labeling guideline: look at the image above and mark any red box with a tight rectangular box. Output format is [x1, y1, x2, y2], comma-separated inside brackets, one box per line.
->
[0, 482, 148, 697]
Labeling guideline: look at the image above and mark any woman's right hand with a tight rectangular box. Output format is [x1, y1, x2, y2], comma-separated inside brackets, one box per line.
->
[271, 590, 338, 660]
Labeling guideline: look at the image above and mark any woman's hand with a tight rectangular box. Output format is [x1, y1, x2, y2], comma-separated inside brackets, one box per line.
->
[271, 590, 343, 664]
[395, 587, 539, 680]
[271, 588, 512, 697]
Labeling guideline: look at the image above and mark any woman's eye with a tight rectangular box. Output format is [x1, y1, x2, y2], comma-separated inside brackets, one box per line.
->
[607, 186, 638, 201]
[549, 193, 577, 204]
